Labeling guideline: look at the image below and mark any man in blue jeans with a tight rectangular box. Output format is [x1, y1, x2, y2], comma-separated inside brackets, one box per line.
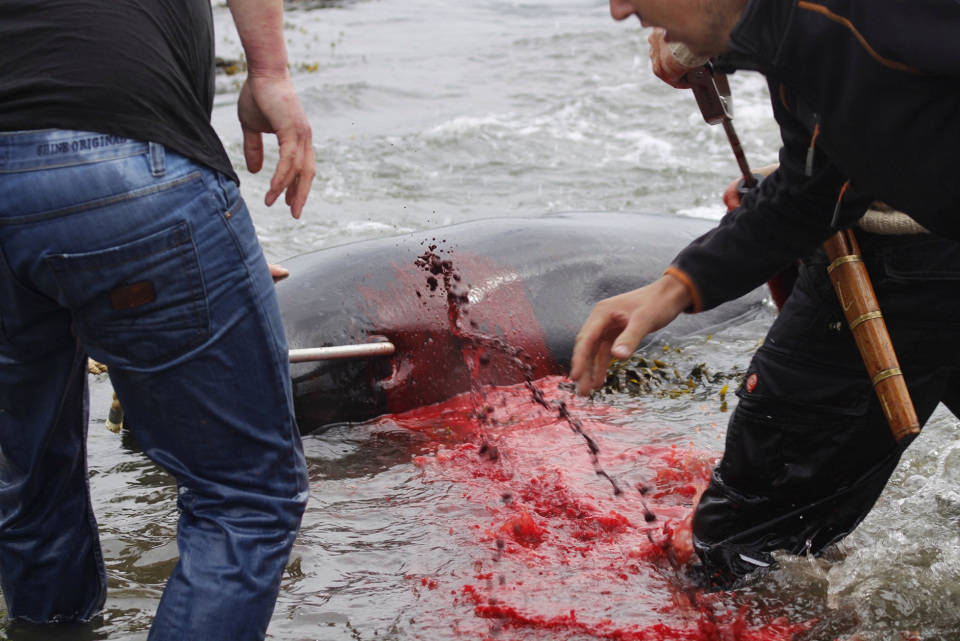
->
[0, 1, 313, 639]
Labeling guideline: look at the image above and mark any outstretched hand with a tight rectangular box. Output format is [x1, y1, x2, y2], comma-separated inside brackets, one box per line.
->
[238, 74, 315, 219]
[569, 274, 692, 396]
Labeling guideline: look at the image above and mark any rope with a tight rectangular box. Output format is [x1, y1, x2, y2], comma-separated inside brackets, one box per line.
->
[859, 202, 929, 235]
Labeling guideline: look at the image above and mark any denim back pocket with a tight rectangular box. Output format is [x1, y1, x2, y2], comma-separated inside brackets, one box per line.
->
[45, 220, 209, 368]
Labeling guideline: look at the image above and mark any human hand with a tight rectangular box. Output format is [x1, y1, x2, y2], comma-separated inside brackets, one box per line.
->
[722, 175, 742, 212]
[238, 74, 315, 219]
[648, 29, 707, 89]
[569, 274, 692, 396]
[722, 163, 778, 212]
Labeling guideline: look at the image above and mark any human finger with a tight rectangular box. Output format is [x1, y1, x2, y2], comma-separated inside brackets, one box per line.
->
[589, 338, 613, 394]
[570, 317, 605, 385]
[289, 138, 315, 218]
[266, 133, 299, 208]
[570, 332, 594, 388]
[269, 263, 290, 282]
[285, 175, 298, 208]
[610, 307, 659, 362]
[243, 129, 264, 174]
[650, 48, 663, 80]
[572, 310, 623, 395]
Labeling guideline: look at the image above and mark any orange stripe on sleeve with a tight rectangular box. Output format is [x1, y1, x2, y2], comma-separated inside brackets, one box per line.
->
[663, 266, 703, 313]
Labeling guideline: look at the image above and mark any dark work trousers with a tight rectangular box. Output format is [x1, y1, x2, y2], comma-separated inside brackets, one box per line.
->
[692, 230, 960, 580]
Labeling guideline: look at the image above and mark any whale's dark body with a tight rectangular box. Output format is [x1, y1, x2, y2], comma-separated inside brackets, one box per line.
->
[277, 212, 766, 433]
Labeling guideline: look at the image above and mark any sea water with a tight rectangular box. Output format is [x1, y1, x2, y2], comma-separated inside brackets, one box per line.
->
[6, 1, 959, 639]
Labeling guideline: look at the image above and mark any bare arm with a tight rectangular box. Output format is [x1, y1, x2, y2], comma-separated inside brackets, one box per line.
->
[227, 0, 315, 218]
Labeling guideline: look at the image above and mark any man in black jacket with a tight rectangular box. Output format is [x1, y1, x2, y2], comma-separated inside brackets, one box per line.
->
[572, 0, 960, 580]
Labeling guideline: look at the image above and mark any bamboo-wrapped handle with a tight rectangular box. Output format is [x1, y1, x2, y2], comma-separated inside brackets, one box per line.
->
[823, 230, 920, 440]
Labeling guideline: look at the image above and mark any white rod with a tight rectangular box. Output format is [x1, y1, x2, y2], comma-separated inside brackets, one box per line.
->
[288, 341, 396, 363]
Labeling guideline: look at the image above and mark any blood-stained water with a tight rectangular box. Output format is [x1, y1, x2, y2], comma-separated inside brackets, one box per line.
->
[279, 236, 958, 640]
[378, 377, 814, 641]
[30, 1, 957, 637]
[366, 223, 813, 640]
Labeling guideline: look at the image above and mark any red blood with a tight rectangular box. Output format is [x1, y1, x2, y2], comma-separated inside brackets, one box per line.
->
[499, 507, 547, 547]
[393, 250, 811, 639]
[393, 379, 814, 640]
[359, 249, 560, 417]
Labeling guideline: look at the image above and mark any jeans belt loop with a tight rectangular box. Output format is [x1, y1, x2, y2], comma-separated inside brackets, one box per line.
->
[148, 142, 166, 177]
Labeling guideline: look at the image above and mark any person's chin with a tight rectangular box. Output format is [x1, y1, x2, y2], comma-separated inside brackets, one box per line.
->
[662, 29, 679, 42]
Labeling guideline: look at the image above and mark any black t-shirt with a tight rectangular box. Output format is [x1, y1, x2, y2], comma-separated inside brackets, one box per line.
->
[0, 0, 238, 183]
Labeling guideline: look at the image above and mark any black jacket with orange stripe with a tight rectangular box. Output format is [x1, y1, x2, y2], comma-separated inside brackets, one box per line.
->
[667, 0, 960, 312]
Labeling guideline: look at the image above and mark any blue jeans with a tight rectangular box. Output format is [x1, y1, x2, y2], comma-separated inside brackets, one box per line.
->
[0, 130, 308, 639]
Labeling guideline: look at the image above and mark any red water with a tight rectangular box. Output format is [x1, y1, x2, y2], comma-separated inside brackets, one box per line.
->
[382, 378, 814, 641]
[409, 241, 625, 495]
[384, 244, 813, 640]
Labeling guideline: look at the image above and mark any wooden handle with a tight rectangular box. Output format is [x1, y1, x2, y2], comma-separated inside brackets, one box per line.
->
[822, 230, 920, 440]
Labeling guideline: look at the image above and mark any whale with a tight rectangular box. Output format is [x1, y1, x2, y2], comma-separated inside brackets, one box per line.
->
[276, 212, 767, 433]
